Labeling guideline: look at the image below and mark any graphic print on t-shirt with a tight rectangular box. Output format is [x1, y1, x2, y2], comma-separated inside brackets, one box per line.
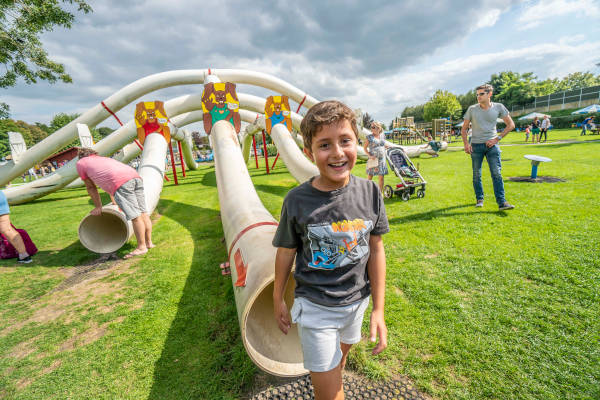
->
[307, 218, 372, 270]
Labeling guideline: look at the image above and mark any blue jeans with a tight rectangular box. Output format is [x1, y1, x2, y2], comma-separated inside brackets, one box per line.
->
[471, 143, 505, 206]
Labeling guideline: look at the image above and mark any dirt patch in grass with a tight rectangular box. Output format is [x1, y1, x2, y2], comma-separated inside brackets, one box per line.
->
[1, 254, 142, 349]
[8, 335, 40, 359]
[16, 377, 33, 390]
[41, 360, 62, 375]
[58, 317, 125, 352]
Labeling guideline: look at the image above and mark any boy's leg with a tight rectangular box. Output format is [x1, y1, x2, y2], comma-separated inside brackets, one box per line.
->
[310, 367, 344, 400]
[340, 342, 353, 370]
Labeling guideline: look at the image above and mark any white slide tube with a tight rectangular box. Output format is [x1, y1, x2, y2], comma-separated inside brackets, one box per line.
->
[211, 120, 305, 377]
[78, 133, 167, 254]
[269, 124, 318, 183]
[0, 69, 317, 187]
[3, 91, 201, 204]
[172, 129, 198, 171]
[4, 92, 298, 205]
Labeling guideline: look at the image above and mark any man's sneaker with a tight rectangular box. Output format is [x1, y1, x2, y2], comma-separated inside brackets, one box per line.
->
[475, 200, 484, 208]
[499, 202, 515, 210]
[17, 255, 32, 264]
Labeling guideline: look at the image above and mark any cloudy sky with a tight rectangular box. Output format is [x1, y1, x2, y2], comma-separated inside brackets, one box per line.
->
[3, 0, 599, 132]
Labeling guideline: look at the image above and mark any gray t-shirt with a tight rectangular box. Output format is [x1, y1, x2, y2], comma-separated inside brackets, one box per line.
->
[272, 175, 389, 307]
[464, 102, 509, 144]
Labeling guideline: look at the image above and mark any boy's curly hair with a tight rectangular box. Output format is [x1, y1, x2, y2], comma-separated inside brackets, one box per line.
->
[300, 100, 359, 151]
[77, 147, 98, 159]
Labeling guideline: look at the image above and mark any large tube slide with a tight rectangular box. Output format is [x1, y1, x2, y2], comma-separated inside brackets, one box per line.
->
[78, 133, 167, 253]
[268, 124, 318, 183]
[211, 120, 306, 376]
[0, 69, 317, 187]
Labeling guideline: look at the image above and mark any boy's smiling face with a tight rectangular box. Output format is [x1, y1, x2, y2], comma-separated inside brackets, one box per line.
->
[305, 119, 357, 191]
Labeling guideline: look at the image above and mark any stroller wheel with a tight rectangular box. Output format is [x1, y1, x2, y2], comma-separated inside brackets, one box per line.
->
[401, 190, 410, 201]
[417, 189, 425, 198]
[383, 185, 393, 199]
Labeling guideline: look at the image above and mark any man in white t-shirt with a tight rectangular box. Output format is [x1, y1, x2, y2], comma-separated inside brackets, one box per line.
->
[539, 115, 551, 142]
[461, 84, 515, 210]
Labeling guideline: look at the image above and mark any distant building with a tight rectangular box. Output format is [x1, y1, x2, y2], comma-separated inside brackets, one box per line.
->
[44, 147, 78, 167]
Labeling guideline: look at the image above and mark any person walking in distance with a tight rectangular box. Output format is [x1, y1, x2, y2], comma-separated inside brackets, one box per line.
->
[461, 84, 516, 210]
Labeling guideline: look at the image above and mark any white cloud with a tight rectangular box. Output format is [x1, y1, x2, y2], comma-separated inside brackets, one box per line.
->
[474, 8, 503, 29]
[518, 0, 600, 30]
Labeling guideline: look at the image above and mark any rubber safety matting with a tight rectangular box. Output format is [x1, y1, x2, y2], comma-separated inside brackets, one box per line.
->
[251, 373, 429, 400]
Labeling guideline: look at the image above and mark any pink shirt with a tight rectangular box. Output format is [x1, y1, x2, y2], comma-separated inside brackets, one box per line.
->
[76, 155, 140, 195]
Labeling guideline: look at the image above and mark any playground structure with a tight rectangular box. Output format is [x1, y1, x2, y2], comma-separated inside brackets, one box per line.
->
[390, 116, 451, 150]
[0, 68, 447, 377]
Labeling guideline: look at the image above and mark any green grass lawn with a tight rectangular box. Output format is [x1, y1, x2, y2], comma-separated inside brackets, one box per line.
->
[1, 138, 599, 399]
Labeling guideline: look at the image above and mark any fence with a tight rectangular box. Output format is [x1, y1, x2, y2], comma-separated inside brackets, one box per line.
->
[511, 85, 600, 114]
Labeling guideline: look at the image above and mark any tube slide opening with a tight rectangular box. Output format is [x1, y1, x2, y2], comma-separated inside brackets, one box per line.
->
[78, 208, 130, 254]
[244, 277, 306, 376]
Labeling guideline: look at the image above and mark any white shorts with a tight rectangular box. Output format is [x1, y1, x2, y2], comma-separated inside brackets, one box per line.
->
[290, 296, 370, 372]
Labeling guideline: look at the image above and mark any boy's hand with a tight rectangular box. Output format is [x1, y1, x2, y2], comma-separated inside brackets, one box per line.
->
[274, 299, 291, 334]
[369, 309, 388, 355]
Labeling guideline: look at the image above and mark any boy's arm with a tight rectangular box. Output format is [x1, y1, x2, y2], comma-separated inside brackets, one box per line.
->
[273, 246, 296, 335]
[367, 234, 388, 355]
[83, 178, 103, 216]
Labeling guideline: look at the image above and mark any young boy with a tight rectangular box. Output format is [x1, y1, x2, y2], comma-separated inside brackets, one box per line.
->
[272, 100, 389, 399]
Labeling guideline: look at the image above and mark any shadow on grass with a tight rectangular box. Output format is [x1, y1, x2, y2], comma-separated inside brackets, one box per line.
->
[148, 199, 255, 400]
[253, 183, 296, 199]
[201, 170, 216, 187]
[0, 240, 100, 269]
[388, 203, 509, 224]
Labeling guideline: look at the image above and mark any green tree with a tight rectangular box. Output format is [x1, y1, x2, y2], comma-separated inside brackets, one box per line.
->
[96, 126, 113, 138]
[0, 0, 93, 116]
[488, 71, 539, 108]
[401, 104, 425, 122]
[423, 90, 462, 121]
[535, 78, 560, 96]
[557, 72, 600, 91]
[457, 90, 477, 114]
[362, 112, 374, 129]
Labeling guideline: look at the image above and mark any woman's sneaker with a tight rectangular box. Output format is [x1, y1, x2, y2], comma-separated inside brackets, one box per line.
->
[499, 202, 515, 210]
[475, 200, 484, 207]
[17, 255, 33, 264]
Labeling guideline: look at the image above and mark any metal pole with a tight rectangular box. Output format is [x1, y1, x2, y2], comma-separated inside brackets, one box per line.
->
[271, 153, 280, 169]
[169, 141, 178, 185]
[177, 140, 186, 178]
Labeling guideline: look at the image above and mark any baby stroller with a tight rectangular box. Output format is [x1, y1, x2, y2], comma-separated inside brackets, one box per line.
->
[383, 147, 427, 201]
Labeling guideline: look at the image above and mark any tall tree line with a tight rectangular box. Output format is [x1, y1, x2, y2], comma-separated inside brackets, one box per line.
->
[402, 71, 600, 122]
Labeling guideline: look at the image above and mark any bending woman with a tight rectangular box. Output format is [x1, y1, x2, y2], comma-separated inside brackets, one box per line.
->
[363, 122, 388, 192]
[0, 190, 32, 263]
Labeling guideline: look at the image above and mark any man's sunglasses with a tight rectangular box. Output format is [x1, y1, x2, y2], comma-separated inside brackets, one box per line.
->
[476, 91, 490, 96]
